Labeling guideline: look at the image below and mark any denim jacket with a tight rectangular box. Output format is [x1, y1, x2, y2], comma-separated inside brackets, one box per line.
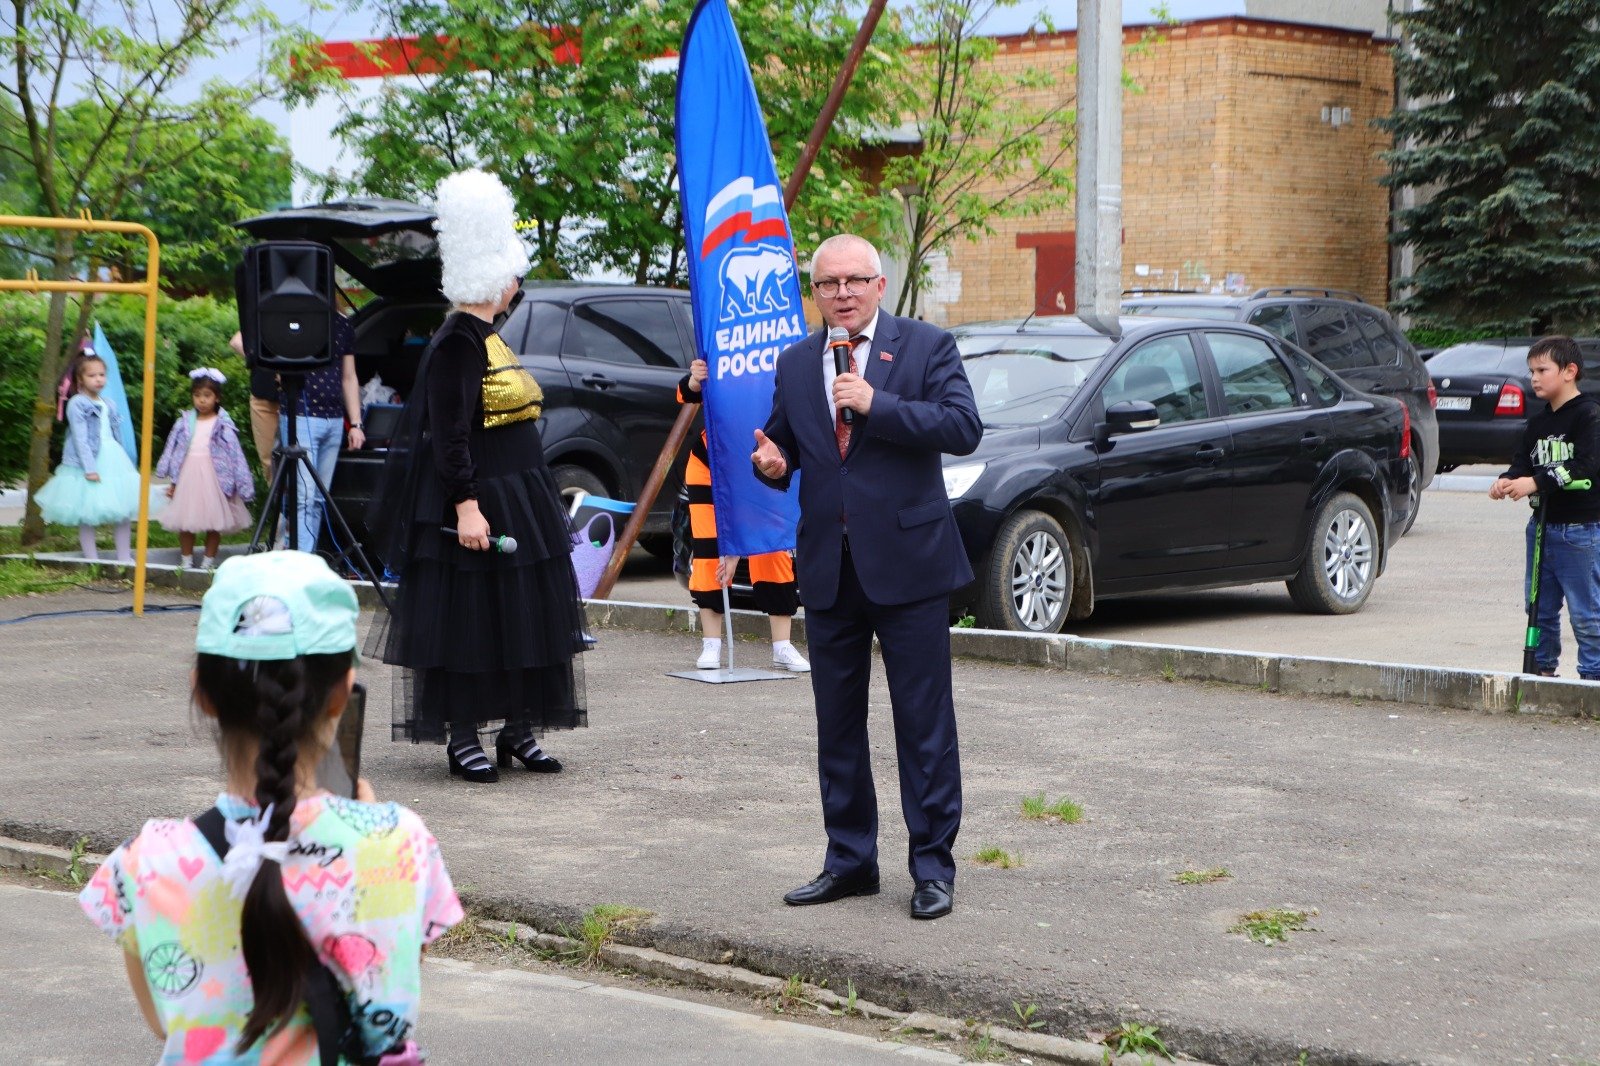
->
[155, 409, 255, 501]
[60, 395, 127, 476]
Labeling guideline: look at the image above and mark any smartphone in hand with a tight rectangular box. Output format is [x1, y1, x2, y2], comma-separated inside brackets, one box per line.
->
[315, 682, 366, 799]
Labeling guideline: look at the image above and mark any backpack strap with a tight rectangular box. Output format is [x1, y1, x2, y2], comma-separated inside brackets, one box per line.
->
[191, 807, 358, 1066]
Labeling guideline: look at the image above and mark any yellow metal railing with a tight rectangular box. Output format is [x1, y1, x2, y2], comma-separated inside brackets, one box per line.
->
[0, 213, 161, 615]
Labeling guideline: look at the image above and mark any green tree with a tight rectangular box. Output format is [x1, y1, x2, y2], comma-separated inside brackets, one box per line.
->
[1379, 0, 1600, 332]
[1, 0, 326, 542]
[318, 0, 904, 284]
[883, 0, 1075, 318]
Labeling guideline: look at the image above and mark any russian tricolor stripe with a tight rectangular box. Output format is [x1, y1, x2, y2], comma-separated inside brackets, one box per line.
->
[700, 178, 789, 258]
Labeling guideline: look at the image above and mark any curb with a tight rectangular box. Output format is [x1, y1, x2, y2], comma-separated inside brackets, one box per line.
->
[12, 553, 1599, 719]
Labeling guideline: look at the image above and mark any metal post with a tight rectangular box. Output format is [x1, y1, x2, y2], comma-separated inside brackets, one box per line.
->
[1074, 0, 1123, 337]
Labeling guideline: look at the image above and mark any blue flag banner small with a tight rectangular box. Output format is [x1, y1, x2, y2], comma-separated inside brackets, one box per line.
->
[92, 322, 138, 463]
[675, 0, 803, 557]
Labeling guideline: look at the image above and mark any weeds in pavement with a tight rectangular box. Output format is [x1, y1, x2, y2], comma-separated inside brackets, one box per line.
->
[964, 1022, 1007, 1061]
[1099, 1020, 1173, 1061]
[1012, 1001, 1044, 1031]
[772, 973, 825, 1015]
[955, 614, 977, 628]
[842, 978, 860, 1017]
[1231, 907, 1315, 945]
[1020, 793, 1083, 824]
[1160, 661, 1176, 682]
[1172, 867, 1231, 885]
[563, 904, 654, 966]
[974, 846, 1022, 869]
[35, 835, 92, 886]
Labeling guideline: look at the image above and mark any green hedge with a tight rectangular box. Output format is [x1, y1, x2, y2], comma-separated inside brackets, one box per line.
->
[1405, 324, 1514, 351]
[0, 292, 256, 487]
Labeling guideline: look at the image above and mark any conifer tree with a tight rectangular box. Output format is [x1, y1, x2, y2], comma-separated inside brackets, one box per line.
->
[1380, 0, 1600, 332]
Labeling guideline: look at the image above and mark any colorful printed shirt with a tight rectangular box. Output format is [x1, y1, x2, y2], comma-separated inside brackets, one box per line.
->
[79, 793, 463, 1064]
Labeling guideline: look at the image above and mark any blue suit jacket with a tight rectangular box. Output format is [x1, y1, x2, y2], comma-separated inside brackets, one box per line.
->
[755, 313, 982, 610]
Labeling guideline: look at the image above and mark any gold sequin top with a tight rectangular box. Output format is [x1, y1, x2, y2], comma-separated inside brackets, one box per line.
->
[482, 332, 543, 427]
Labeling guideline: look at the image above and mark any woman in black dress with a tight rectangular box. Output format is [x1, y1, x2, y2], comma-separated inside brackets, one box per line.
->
[369, 168, 588, 782]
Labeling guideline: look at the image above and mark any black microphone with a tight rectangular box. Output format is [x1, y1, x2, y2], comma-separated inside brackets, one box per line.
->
[828, 326, 855, 425]
[441, 527, 518, 553]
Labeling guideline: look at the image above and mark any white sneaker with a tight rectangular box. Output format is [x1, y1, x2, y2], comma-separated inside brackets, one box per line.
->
[772, 642, 811, 673]
[697, 639, 723, 670]
[197, 556, 217, 573]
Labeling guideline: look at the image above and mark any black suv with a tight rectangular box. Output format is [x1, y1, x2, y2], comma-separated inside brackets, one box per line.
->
[236, 199, 697, 565]
[1122, 289, 1437, 533]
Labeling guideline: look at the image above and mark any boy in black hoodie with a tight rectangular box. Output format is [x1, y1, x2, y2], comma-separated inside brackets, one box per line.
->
[1490, 335, 1600, 678]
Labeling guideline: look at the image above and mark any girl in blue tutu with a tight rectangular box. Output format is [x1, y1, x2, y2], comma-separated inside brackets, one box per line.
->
[35, 351, 143, 562]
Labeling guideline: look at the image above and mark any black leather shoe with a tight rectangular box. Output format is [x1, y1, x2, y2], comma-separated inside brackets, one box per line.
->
[782, 869, 880, 906]
[447, 742, 499, 783]
[497, 733, 563, 773]
[910, 879, 954, 920]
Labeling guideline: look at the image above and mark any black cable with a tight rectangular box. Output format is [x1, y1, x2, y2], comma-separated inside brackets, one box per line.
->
[0, 602, 200, 627]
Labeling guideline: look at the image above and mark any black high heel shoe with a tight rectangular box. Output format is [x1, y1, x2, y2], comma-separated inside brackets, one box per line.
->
[448, 742, 499, 783]
[497, 732, 563, 773]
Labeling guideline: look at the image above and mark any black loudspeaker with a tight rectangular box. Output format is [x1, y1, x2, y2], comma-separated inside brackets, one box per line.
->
[236, 241, 336, 372]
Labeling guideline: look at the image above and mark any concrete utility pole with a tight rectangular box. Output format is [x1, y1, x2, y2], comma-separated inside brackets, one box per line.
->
[1074, 0, 1123, 336]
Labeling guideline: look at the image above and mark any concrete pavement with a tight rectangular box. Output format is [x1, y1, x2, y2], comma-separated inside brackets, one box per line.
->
[3, 590, 1599, 1065]
[0, 882, 959, 1064]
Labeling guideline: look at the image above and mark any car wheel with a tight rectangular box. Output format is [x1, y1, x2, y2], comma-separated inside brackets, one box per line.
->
[976, 510, 1073, 633]
[1287, 491, 1378, 614]
[1398, 450, 1422, 536]
[551, 464, 608, 511]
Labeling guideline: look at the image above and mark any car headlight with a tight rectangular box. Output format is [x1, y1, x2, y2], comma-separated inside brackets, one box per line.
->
[943, 462, 986, 499]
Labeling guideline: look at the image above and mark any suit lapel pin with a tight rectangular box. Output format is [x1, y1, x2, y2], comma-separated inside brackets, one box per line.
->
[880, 351, 894, 362]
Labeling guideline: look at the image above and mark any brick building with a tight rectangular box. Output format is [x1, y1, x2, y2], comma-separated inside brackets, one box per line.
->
[896, 16, 1396, 326]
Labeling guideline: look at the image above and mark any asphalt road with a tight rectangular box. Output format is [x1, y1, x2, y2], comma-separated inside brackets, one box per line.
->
[617, 476, 1559, 676]
[0, 881, 958, 1065]
[4, 595, 1599, 1065]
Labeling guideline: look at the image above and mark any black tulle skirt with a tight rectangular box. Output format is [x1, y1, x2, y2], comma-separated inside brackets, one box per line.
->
[367, 419, 589, 744]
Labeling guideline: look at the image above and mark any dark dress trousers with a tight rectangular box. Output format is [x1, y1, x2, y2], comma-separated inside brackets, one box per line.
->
[755, 313, 982, 882]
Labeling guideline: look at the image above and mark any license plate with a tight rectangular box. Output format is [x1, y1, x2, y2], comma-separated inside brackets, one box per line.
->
[1436, 396, 1472, 411]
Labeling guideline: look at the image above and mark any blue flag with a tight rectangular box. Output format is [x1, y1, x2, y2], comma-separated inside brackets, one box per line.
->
[92, 322, 138, 463]
[676, 0, 803, 557]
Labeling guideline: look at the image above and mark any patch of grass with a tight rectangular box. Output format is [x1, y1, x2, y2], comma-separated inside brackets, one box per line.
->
[973, 846, 1022, 869]
[0, 558, 90, 598]
[1160, 661, 1176, 682]
[563, 903, 654, 966]
[1172, 867, 1231, 885]
[1100, 1020, 1173, 1061]
[1231, 907, 1316, 945]
[954, 613, 977, 628]
[1020, 792, 1083, 824]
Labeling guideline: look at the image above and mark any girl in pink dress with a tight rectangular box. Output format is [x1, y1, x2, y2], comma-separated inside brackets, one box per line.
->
[157, 368, 255, 571]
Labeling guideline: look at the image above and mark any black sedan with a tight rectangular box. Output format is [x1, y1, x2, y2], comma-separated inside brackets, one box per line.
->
[943, 317, 1416, 632]
[1429, 338, 1600, 471]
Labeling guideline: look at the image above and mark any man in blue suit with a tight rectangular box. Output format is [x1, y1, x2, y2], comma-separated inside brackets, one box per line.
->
[751, 234, 982, 920]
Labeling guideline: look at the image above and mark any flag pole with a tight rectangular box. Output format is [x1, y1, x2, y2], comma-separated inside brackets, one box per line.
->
[590, 0, 889, 601]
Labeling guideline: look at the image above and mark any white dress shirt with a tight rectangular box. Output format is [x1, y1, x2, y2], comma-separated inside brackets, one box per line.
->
[823, 310, 880, 423]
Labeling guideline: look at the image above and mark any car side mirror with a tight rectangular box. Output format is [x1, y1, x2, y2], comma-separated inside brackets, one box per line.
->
[1094, 400, 1159, 451]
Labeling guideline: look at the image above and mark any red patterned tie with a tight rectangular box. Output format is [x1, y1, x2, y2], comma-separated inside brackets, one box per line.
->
[834, 343, 860, 459]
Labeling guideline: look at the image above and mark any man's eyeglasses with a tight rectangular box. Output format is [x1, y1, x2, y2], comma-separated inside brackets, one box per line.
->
[811, 274, 880, 299]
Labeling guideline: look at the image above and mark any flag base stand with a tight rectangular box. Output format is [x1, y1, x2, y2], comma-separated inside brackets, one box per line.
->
[668, 586, 800, 685]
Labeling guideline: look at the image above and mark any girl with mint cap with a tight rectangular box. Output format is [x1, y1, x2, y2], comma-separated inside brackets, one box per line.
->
[79, 551, 462, 1062]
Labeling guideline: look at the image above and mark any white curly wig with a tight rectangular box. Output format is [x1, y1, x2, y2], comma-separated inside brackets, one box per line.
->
[433, 168, 532, 306]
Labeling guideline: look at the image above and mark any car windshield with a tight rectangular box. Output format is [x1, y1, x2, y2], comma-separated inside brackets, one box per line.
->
[1122, 304, 1238, 320]
[1428, 342, 1529, 376]
[955, 333, 1114, 424]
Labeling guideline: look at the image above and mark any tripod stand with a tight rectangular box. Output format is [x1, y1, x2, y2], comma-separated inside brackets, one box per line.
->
[247, 375, 392, 611]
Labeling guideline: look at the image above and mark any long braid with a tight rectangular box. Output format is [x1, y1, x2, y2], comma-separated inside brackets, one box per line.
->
[236, 657, 319, 1051]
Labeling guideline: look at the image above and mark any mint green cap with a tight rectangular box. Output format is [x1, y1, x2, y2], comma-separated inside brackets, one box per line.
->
[196, 552, 359, 661]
